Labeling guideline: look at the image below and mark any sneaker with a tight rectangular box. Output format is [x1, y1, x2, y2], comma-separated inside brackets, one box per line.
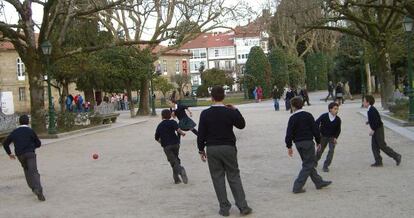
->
[323, 167, 329, 172]
[292, 188, 306, 194]
[219, 209, 230, 217]
[316, 181, 332, 190]
[371, 163, 383, 167]
[240, 207, 253, 216]
[33, 190, 45, 201]
[180, 167, 188, 184]
[395, 155, 402, 166]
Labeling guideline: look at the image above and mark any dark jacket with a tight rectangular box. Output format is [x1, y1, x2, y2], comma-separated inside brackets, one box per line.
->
[2, 126, 41, 156]
[315, 113, 341, 138]
[367, 106, 383, 131]
[285, 111, 321, 148]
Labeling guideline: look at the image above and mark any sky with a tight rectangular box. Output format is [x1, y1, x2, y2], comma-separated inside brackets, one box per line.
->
[1, 0, 274, 40]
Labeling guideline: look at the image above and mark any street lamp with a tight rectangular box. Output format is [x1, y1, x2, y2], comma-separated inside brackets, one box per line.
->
[359, 50, 366, 108]
[40, 40, 56, 134]
[150, 65, 159, 116]
[403, 15, 414, 122]
[242, 66, 248, 99]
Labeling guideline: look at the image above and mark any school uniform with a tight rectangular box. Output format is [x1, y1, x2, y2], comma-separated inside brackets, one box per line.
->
[173, 104, 197, 133]
[2, 125, 44, 198]
[197, 105, 250, 213]
[285, 91, 295, 111]
[155, 119, 187, 184]
[367, 105, 401, 166]
[285, 110, 330, 192]
[315, 112, 341, 170]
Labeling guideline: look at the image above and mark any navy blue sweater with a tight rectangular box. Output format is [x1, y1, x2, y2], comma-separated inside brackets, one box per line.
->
[315, 113, 341, 138]
[285, 111, 320, 148]
[197, 106, 245, 152]
[155, 120, 180, 147]
[367, 106, 383, 131]
[2, 126, 41, 156]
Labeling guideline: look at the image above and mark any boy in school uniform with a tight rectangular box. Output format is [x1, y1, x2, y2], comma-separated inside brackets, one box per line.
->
[155, 109, 188, 184]
[315, 102, 342, 172]
[197, 86, 252, 217]
[2, 115, 45, 201]
[363, 95, 402, 167]
[285, 97, 332, 194]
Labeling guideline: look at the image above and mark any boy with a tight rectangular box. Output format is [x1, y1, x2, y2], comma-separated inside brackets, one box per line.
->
[2, 115, 45, 201]
[363, 95, 402, 167]
[316, 102, 342, 172]
[155, 109, 188, 184]
[170, 100, 198, 136]
[285, 97, 332, 193]
[198, 86, 252, 217]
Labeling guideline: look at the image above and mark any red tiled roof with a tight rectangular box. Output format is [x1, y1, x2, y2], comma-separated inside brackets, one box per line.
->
[0, 41, 15, 50]
[152, 45, 191, 56]
[180, 32, 235, 49]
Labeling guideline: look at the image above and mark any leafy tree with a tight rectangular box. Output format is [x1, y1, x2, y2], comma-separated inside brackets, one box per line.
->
[173, 21, 202, 45]
[268, 47, 289, 90]
[287, 54, 306, 88]
[201, 68, 234, 87]
[245, 46, 272, 98]
[154, 77, 175, 98]
[305, 53, 329, 91]
[171, 74, 191, 98]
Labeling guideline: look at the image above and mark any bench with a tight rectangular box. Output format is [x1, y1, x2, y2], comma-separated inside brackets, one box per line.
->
[95, 112, 120, 124]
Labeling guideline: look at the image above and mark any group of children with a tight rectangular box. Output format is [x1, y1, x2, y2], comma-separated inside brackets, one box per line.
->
[1, 88, 402, 217]
[285, 95, 402, 194]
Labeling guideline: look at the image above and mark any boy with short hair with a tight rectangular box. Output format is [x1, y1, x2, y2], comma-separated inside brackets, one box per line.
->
[155, 109, 188, 184]
[316, 102, 342, 172]
[363, 95, 402, 167]
[285, 97, 332, 193]
[198, 86, 252, 217]
[2, 115, 45, 201]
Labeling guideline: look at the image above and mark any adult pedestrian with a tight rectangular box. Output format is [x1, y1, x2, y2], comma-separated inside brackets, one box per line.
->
[344, 81, 353, 100]
[325, 81, 335, 102]
[335, 82, 344, 105]
[65, 94, 73, 112]
[197, 86, 252, 217]
[256, 86, 263, 102]
[272, 86, 282, 111]
[285, 86, 295, 112]
[299, 85, 311, 106]
[252, 86, 258, 103]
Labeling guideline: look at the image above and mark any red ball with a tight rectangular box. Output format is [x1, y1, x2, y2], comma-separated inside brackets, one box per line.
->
[92, 154, 99, 159]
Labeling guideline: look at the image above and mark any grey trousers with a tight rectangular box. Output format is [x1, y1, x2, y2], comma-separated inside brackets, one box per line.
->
[207, 145, 248, 210]
[316, 137, 336, 168]
[372, 126, 400, 164]
[293, 141, 323, 191]
[163, 144, 182, 182]
[17, 152, 43, 193]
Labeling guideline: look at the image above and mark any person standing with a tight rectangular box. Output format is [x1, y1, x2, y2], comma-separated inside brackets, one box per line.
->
[197, 86, 252, 217]
[335, 82, 344, 105]
[344, 81, 353, 100]
[325, 81, 335, 102]
[315, 102, 342, 172]
[256, 86, 263, 102]
[363, 95, 402, 167]
[155, 109, 188, 184]
[272, 86, 282, 111]
[2, 115, 46, 201]
[77, 94, 84, 112]
[252, 86, 258, 103]
[285, 96, 332, 193]
[285, 87, 295, 112]
[65, 94, 73, 112]
[300, 85, 311, 106]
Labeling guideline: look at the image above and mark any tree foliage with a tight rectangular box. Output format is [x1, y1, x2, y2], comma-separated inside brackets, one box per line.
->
[154, 77, 175, 98]
[171, 74, 191, 98]
[201, 68, 234, 87]
[268, 47, 289, 90]
[245, 46, 272, 98]
[305, 53, 329, 91]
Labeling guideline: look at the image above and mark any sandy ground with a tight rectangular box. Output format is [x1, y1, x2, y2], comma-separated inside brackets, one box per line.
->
[1, 95, 413, 218]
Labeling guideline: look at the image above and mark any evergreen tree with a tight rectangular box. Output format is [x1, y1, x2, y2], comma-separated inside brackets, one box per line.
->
[245, 46, 272, 98]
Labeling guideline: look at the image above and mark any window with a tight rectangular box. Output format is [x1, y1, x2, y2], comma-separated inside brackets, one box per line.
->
[225, 61, 232, 70]
[238, 54, 241, 59]
[214, 61, 220, 69]
[162, 60, 167, 73]
[18, 87, 26, 101]
[175, 60, 180, 73]
[191, 49, 207, 59]
[16, 57, 25, 80]
[214, 49, 219, 57]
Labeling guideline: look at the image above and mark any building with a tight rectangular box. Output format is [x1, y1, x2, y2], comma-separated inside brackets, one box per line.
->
[181, 32, 237, 92]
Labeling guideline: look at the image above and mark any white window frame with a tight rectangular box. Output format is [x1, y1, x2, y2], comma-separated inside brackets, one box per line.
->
[18, 87, 26, 101]
[175, 60, 180, 73]
[16, 57, 25, 81]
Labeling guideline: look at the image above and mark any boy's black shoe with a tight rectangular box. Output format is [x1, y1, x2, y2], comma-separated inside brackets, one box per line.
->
[371, 163, 383, 167]
[180, 167, 188, 184]
[33, 190, 45, 201]
[292, 188, 306, 194]
[395, 155, 402, 166]
[219, 209, 230, 217]
[323, 167, 329, 172]
[240, 207, 252, 216]
[316, 181, 332, 190]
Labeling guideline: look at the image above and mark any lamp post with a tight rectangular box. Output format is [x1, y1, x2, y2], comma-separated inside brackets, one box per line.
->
[41, 41, 56, 134]
[242, 66, 248, 99]
[403, 15, 414, 122]
[359, 50, 366, 107]
[150, 65, 159, 116]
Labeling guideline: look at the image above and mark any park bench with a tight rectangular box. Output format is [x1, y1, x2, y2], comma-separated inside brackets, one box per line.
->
[93, 102, 120, 124]
[96, 112, 120, 124]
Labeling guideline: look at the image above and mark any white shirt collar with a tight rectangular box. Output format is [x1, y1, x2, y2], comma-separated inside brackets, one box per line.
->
[19, 125, 30, 128]
[328, 112, 336, 121]
[211, 104, 225, 107]
[292, 109, 304, 115]
[368, 105, 371, 111]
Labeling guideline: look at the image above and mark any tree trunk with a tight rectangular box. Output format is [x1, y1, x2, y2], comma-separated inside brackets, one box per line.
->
[377, 51, 394, 109]
[27, 59, 47, 133]
[60, 82, 69, 113]
[84, 89, 95, 108]
[365, 63, 372, 94]
[126, 87, 135, 118]
[137, 79, 150, 116]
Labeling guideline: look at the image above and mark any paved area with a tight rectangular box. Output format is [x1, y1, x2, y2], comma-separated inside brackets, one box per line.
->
[1, 92, 413, 218]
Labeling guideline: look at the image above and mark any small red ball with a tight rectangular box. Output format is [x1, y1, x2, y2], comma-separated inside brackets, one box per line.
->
[92, 154, 99, 159]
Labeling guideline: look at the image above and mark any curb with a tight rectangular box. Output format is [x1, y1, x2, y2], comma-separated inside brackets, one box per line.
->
[39, 124, 111, 139]
[381, 112, 414, 127]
